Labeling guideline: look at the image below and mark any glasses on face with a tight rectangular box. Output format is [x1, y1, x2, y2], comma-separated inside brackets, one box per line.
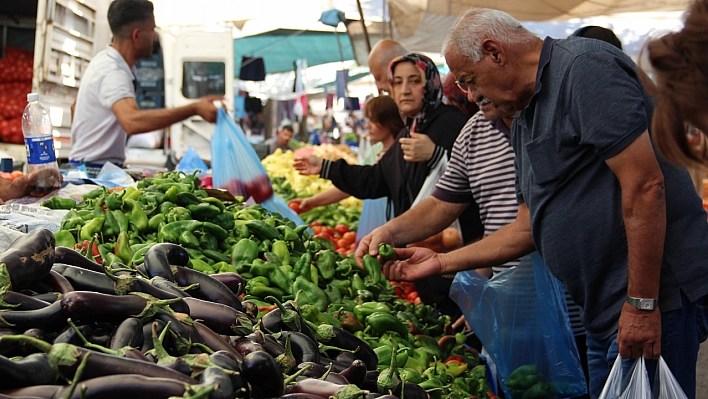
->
[455, 79, 473, 94]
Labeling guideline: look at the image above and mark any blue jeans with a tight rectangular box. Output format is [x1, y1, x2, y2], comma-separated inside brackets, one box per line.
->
[586, 293, 708, 399]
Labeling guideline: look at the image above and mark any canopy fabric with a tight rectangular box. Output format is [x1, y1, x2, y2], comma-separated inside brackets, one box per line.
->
[233, 29, 355, 76]
[387, 0, 691, 52]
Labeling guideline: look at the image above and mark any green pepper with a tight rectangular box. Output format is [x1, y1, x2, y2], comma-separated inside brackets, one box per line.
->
[104, 190, 124, 211]
[189, 258, 215, 274]
[309, 264, 319, 287]
[251, 261, 292, 294]
[257, 239, 271, 254]
[114, 231, 134, 265]
[335, 259, 353, 277]
[362, 254, 382, 285]
[404, 355, 427, 374]
[61, 210, 84, 231]
[158, 220, 203, 243]
[352, 273, 366, 293]
[247, 276, 271, 288]
[293, 277, 328, 312]
[175, 191, 201, 207]
[159, 201, 176, 215]
[111, 209, 129, 233]
[187, 203, 221, 220]
[521, 382, 552, 399]
[203, 249, 230, 264]
[179, 230, 201, 249]
[354, 302, 391, 323]
[84, 187, 104, 200]
[103, 252, 122, 267]
[99, 208, 119, 238]
[138, 192, 165, 215]
[233, 223, 250, 239]
[248, 282, 284, 300]
[373, 344, 408, 370]
[412, 348, 432, 367]
[122, 186, 142, 202]
[400, 368, 423, 384]
[423, 362, 450, 382]
[167, 206, 191, 223]
[324, 285, 342, 304]
[54, 230, 77, 248]
[316, 249, 336, 280]
[271, 240, 290, 266]
[300, 303, 341, 327]
[148, 213, 166, 232]
[215, 262, 238, 274]
[207, 212, 235, 231]
[164, 185, 183, 203]
[131, 243, 155, 265]
[202, 197, 225, 212]
[276, 225, 299, 242]
[329, 279, 351, 295]
[366, 312, 409, 337]
[124, 199, 148, 233]
[246, 220, 282, 241]
[337, 310, 364, 333]
[378, 243, 396, 261]
[201, 222, 228, 240]
[231, 238, 259, 266]
[41, 196, 77, 210]
[505, 364, 539, 390]
[293, 250, 312, 277]
[198, 232, 218, 251]
[79, 216, 104, 241]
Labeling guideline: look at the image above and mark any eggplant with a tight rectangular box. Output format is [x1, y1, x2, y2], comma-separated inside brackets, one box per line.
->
[152, 310, 197, 356]
[296, 361, 330, 378]
[231, 336, 264, 357]
[313, 325, 377, 370]
[277, 331, 320, 365]
[262, 333, 286, 358]
[30, 293, 59, 303]
[340, 359, 367, 386]
[210, 272, 245, 295]
[108, 317, 143, 350]
[336, 351, 358, 365]
[0, 301, 65, 332]
[123, 347, 152, 362]
[115, 277, 190, 314]
[0, 385, 60, 398]
[278, 395, 330, 399]
[162, 357, 193, 376]
[20, 328, 54, 355]
[361, 371, 380, 393]
[0, 353, 57, 389]
[184, 297, 253, 335]
[0, 394, 50, 399]
[143, 243, 189, 281]
[54, 323, 94, 346]
[1, 291, 50, 310]
[51, 374, 189, 399]
[200, 366, 235, 399]
[43, 270, 74, 295]
[288, 379, 368, 398]
[51, 264, 115, 294]
[194, 321, 243, 361]
[260, 302, 317, 343]
[172, 266, 242, 311]
[151, 277, 191, 298]
[209, 351, 248, 397]
[317, 357, 350, 373]
[394, 382, 429, 399]
[242, 351, 284, 398]
[0, 229, 54, 292]
[241, 300, 259, 320]
[141, 319, 166, 353]
[54, 246, 104, 273]
[323, 372, 350, 385]
[60, 291, 151, 323]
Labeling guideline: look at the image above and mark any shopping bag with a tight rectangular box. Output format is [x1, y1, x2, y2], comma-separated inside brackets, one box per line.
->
[176, 146, 208, 175]
[211, 108, 273, 203]
[449, 252, 588, 399]
[656, 357, 688, 399]
[598, 355, 652, 399]
[408, 154, 463, 251]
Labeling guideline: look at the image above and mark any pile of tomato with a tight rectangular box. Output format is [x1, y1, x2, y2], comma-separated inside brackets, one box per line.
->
[309, 221, 357, 255]
[0, 48, 34, 144]
[0, 170, 24, 181]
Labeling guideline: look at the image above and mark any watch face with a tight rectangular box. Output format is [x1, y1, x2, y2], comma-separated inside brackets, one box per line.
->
[640, 300, 653, 310]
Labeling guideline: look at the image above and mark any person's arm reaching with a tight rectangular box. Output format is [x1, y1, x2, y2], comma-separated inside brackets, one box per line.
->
[382, 203, 535, 281]
[290, 187, 351, 214]
[112, 95, 221, 135]
[355, 196, 466, 265]
[605, 131, 665, 360]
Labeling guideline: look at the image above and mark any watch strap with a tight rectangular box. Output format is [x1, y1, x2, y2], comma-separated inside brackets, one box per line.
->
[626, 296, 658, 311]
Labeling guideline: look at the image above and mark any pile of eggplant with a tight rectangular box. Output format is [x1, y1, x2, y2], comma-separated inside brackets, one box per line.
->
[0, 229, 428, 399]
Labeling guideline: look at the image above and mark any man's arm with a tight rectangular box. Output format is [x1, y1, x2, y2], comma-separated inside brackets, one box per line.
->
[112, 96, 220, 135]
[605, 131, 665, 359]
[383, 203, 535, 281]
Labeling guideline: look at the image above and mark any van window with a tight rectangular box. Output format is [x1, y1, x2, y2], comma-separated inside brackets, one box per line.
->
[182, 62, 225, 98]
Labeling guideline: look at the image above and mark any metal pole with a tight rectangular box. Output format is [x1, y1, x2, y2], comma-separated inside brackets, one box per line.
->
[356, 0, 372, 53]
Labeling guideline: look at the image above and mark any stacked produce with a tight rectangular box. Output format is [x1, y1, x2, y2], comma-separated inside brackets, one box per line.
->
[0, 47, 33, 144]
[4, 172, 498, 398]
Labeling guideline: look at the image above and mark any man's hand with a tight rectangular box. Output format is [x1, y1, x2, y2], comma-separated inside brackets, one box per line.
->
[382, 246, 444, 282]
[400, 132, 435, 162]
[616, 303, 661, 359]
[194, 96, 223, 123]
[355, 226, 395, 267]
[293, 156, 323, 175]
[289, 198, 315, 214]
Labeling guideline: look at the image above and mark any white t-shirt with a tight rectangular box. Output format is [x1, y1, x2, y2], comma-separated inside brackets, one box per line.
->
[69, 46, 136, 165]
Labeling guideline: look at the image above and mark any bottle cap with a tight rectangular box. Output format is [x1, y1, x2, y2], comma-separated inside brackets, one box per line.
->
[0, 159, 12, 173]
[27, 93, 39, 102]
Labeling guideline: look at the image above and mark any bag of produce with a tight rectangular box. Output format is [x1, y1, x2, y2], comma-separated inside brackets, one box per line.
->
[450, 252, 587, 399]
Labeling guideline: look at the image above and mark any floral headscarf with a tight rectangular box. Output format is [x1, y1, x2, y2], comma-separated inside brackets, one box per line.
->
[387, 53, 443, 129]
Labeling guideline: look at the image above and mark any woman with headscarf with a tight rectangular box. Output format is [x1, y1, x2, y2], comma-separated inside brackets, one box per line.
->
[295, 53, 483, 317]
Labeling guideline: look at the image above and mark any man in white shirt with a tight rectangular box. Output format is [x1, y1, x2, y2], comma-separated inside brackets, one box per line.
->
[70, 0, 220, 166]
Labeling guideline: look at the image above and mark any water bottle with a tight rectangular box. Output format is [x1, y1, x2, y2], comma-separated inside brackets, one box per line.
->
[22, 93, 61, 196]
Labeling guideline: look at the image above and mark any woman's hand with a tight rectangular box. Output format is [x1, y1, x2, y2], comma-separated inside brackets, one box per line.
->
[293, 155, 324, 175]
[289, 197, 315, 214]
[382, 246, 445, 281]
[400, 132, 435, 162]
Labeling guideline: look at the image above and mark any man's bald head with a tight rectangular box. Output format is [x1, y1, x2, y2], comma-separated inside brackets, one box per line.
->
[367, 39, 408, 93]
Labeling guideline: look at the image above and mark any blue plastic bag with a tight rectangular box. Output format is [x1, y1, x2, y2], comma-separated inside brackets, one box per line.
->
[449, 252, 587, 399]
[355, 198, 388, 245]
[176, 146, 208, 175]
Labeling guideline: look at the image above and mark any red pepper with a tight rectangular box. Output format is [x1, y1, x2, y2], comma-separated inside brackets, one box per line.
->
[444, 354, 466, 364]
[487, 392, 498, 399]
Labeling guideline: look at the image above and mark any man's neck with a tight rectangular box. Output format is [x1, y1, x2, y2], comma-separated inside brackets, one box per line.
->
[511, 38, 545, 111]
[110, 40, 138, 68]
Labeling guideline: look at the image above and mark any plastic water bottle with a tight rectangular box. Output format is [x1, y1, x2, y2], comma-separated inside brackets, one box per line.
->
[22, 93, 61, 196]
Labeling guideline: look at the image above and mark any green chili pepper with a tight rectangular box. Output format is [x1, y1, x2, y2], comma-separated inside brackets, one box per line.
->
[232, 238, 259, 266]
[271, 240, 290, 266]
[215, 262, 238, 274]
[113, 231, 134, 265]
[54, 230, 77, 248]
[167, 206, 191, 223]
[206, 212, 235, 231]
[251, 261, 293, 294]
[104, 190, 124, 211]
[201, 222, 228, 240]
[123, 199, 148, 233]
[112, 209, 129, 233]
[79, 216, 104, 241]
[309, 264, 319, 287]
[179, 230, 201, 249]
[159, 201, 176, 215]
[233, 224, 249, 239]
[103, 252, 122, 267]
[366, 312, 409, 337]
[84, 187, 104, 200]
[335, 259, 353, 277]
[354, 302, 391, 323]
[148, 213, 166, 232]
[378, 243, 396, 261]
[158, 183, 190, 198]
[41, 196, 77, 210]
[131, 243, 155, 265]
[122, 186, 142, 202]
[352, 273, 366, 293]
[248, 282, 284, 300]
[189, 258, 215, 274]
[293, 250, 312, 277]
[202, 197, 225, 212]
[316, 249, 336, 280]
[373, 344, 409, 371]
[61, 210, 85, 231]
[337, 310, 364, 333]
[294, 224, 309, 236]
[362, 254, 382, 285]
[293, 277, 328, 312]
[158, 220, 203, 243]
[276, 225, 299, 241]
[176, 191, 201, 207]
[246, 220, 282, 241]
[203, 249, 230, 264]
[198, 232, 218, 251]
[324, 284, 342, 304]
[101, 208, 120, 238]
[300, 303, 341, 327]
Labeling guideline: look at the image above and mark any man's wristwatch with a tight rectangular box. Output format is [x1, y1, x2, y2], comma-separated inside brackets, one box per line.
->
[626, 296, 658, 311]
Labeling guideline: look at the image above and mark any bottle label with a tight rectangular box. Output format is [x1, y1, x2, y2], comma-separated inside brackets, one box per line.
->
[24, 136, 57, 165]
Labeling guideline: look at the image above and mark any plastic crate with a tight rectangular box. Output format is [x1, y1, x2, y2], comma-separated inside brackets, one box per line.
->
[251, 143, 270, 160]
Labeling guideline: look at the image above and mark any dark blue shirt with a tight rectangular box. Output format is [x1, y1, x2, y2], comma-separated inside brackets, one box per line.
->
[512, 37, 708, 338]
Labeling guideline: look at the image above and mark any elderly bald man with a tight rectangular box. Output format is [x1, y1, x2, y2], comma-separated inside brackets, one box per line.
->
[367, 39, 408, 94]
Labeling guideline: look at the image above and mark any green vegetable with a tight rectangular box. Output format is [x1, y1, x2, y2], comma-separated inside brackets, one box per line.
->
[505, 364, 539, 390]
[54, 230, 77, 248]
[316, 249, 336, 280]
[114, 231, 134, 265]
[41, 196, 77, 210]
[365, 312, 409, 337]
[378, 243, 396, 261]
[124, 199, 148, 233]
[293, 277, 328, 312]
[231, 238, 259, 266]
[79, 216, 104, 241]
[362, 254, 382, 284]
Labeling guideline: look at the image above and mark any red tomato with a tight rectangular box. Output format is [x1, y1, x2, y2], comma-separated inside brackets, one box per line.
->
[342, 231, 357, 245]
[336, 248, 347, 255]
[336, 238, 348, 249]
[287, 201, 302, 214]
[334, 224, 349, 235]
[309, 221, 322, 228]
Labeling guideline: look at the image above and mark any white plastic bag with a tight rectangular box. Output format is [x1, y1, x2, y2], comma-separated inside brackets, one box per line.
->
[599, 355, 651, 399]
[656, 357, 688, 399]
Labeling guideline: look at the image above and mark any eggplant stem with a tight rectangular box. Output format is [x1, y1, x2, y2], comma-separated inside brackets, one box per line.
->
[283, 363, 312, 385]
[67, 318, 121, 356]
[0, 334, 51, 352]
[319, 362, 333, 380]
[192, 343, 215, 354]
[64, 352, 91, 398]
[151, 321, 177, 364]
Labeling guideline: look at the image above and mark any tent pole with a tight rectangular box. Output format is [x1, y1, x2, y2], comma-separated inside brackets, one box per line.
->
[356, 0, 372, 53]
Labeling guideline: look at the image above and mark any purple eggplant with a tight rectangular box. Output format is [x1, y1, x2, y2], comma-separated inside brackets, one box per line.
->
[152, 310, 196, 356]
[19, 328, 54, 355]
[340, 359, 367, 386]
[311, 324, 377, 370]
[143, 243, 189, 281]
[43, 269, 74, 295]
[51, 374, 189, 399]
[114, 276, 190, 314]
[289, 379, 368, 399]
[278, 394, 328, 399]
[210, 272, 245, 295]
[231, 336, 264, 357]
[60, 291, 151, 323]
[0, 385, 60, 398]
[0, 301, 65, 332]
[51, 264, 115, 294]
[183, 297, 253, 335]
[194, 321, 243, 361]
[54, 246, 104, 273]
[141, 318, 166, 354]
[151, 277, 191, 298]
[200, 366, 235, 399]
[277, 331, 320, 365]
[241, 300, 259, 320]
[262, 333, 286, 358]
[1, 291, 50, 310]
[108, 317, 143, 350]
[172, 266, 241, 311]
[242, 351, 284, 398]
[394, 382, 429, 399]
[0, 353, 57, 389]
[0, 229, 54, 296]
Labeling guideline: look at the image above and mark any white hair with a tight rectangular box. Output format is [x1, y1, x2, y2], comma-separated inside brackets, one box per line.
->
[442, 8, 538, 63]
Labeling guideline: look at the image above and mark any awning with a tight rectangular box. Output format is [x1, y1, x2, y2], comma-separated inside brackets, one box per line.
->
[234, 29, 355, 76]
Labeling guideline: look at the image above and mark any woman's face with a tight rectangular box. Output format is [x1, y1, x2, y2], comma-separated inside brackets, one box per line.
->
[391, 62, 425, 118]
[366, 118, 390, 145]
